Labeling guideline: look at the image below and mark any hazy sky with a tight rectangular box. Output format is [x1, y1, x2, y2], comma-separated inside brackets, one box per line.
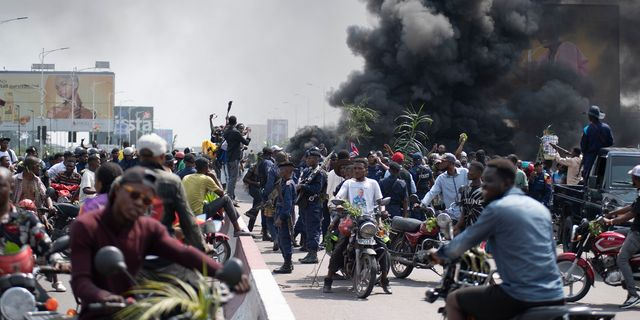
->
[0, 0, 369, 146]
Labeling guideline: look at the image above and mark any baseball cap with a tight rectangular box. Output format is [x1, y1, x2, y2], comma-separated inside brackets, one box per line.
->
[137, 133, 168, 157]
[411, 152, 423, 160]
[628, 165, 640, 177]
[442, 153, 457, 163]
[391, 152, 404, 164]
[175, 151, 185, 160]
[271, 145, 283, 152]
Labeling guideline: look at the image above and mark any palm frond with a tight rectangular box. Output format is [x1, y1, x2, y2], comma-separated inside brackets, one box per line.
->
[393, 104, 433, 156]
[115, 273, 217, 320]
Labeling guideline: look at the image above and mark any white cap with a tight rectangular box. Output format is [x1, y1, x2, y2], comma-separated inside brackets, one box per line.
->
[137, 133, 168, 157]
[628, 165, 640, 177]
[123, 147, 134, 156]
[271, 145, 283, 152]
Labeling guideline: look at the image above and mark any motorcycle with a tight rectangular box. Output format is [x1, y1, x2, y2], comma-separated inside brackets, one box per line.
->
[26, 246, 246, 320]
[197, 211, 232, 264]
[388, 206, 446, 279]
[557, 215, 640, 302]
[425, 216, 615, 320]
[329, 197, 391, 299]
[0, 236, 70, 320]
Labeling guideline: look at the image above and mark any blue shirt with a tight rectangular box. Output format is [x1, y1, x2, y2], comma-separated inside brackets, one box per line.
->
[276, 179, 296, 220]
[177, 167, 196, 180]
[437, 188, 564, 302]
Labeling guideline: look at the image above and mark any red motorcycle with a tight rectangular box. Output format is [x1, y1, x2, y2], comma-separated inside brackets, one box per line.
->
[388, 207, 447, 279]
[557, 216, 640, 302]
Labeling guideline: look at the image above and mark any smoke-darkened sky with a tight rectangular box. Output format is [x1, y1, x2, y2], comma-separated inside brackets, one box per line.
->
[0, 0, 368, 146]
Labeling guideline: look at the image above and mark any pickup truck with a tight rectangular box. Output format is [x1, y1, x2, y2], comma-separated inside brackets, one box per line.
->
[553, 147, 640, 251]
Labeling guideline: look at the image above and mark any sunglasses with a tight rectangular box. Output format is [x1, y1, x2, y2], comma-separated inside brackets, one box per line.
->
[121, 185, 154, 206]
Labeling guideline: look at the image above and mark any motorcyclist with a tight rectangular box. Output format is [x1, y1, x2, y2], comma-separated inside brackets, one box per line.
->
[323, 158, 391, 294]
[420, 153, 468, 222]
[0, 168, 68, 291]
[428, 159, 564, 320]
[602, 164, 640, 309]
[70, 167, 251, 319]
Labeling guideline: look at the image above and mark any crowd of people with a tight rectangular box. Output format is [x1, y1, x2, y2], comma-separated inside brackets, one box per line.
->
[0, 102, 636, 319]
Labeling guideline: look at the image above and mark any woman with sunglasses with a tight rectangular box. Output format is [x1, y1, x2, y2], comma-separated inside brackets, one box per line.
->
[69, 167, 251, 320]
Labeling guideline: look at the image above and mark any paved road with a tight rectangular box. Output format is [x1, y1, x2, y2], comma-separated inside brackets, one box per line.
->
[41, 191, 640, 319]
[233, 195, 639, 320]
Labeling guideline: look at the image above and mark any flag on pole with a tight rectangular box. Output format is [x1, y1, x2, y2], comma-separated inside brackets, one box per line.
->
[350, 142, 359, 157]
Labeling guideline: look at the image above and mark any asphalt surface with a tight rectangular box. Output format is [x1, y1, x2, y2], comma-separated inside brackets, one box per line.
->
[41, 191, 640, 319]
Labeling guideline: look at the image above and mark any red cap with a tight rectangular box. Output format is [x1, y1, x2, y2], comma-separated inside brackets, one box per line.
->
[391, 152, 404, 164]
[175, 151, 185, 159]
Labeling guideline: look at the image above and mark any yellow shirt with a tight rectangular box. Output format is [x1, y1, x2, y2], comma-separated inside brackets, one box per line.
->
[182, 173, 222, 214]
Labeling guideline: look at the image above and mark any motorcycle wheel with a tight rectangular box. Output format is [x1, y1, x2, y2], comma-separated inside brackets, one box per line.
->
[208, 239, 231, 264]
[390, 237, 414, 279]
[557, 259, 591, 302]
[355, 254, 378, 299]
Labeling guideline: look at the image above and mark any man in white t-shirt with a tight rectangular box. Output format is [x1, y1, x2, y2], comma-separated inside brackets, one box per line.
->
[325, 158, 391, 294]
[79, 155, 100, 202]
[0, 137, 18, 165]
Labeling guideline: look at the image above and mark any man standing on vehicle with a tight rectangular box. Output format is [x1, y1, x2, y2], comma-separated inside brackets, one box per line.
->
[603, 164, 640, 309]
[324, 158, 391, 294]
[580, 105, 613, 180]
[429, 159, 564, 320]
[297, 150, 326, 264]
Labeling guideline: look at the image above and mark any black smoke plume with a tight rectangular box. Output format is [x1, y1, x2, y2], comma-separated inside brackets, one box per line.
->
[286, 126, 338, 162]
[326, 0, 639, 157]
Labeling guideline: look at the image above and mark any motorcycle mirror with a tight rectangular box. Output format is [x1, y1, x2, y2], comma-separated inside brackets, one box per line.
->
[331, 199, 345, 206]
[48, 235, 70, 256]
[378, 197, 391, 206]
[95, 246, 128, 276]
[216, 257, 244, 288]
[436, 213, 452, 229]
[580, 218, 589, 229]
[46, 187, 57, 199]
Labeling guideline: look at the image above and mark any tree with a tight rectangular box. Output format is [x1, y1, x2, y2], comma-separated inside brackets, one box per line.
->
[393, 105, 432, 156]
[343, 101, 378, 144]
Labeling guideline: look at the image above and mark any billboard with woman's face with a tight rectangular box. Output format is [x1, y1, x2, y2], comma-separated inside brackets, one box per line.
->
[0, 71, 115, 131]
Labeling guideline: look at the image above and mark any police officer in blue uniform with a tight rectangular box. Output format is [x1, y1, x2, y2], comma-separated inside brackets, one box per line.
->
[409, 152, 434, 200]
[297, 150, 327, 264]
[528, 162, 552, 207]
[380, 162, 408, 218]
[273, 161, 297, 274]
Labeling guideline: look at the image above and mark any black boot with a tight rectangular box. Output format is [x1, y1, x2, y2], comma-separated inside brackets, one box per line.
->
[273, 240, 280, 252]
[298, 251, 318, 264]
[273, 260, 294, 274]
[380, 277, 392, 294]
[323, 278, 333, 293]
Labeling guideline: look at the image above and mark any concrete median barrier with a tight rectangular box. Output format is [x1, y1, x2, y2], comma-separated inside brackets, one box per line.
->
[222, 215, 295, 320]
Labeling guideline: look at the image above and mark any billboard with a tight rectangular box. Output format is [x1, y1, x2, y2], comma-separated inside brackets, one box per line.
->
[267, 119, 288, 145]
[154, 128, 174, 148]
[113, 106, 154, 144]
[522, 4, 620, 115]
[0, 71, 115, 131]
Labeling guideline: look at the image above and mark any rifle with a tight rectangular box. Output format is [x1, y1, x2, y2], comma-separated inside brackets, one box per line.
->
[295, 150, 333, 205]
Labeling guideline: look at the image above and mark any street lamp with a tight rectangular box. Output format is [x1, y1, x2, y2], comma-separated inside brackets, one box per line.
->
[16, 105, 21, 154]
[38, 46, 69, 154]
[0, 16, 28, 24]
[29, 110, 34, 147]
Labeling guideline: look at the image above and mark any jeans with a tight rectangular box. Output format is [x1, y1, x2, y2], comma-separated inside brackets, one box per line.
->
[301, 203, 322, 251]
[226, 160, 240, 199]
[618, 230, 640, 297]
[277, 216, 293, 261]
[203, 195, 239, 224]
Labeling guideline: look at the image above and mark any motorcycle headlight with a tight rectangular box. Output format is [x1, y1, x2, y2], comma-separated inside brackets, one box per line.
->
[0, 287, 36, 320]
[359, 222, 377, 239]
[436, 213, 452, 229]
